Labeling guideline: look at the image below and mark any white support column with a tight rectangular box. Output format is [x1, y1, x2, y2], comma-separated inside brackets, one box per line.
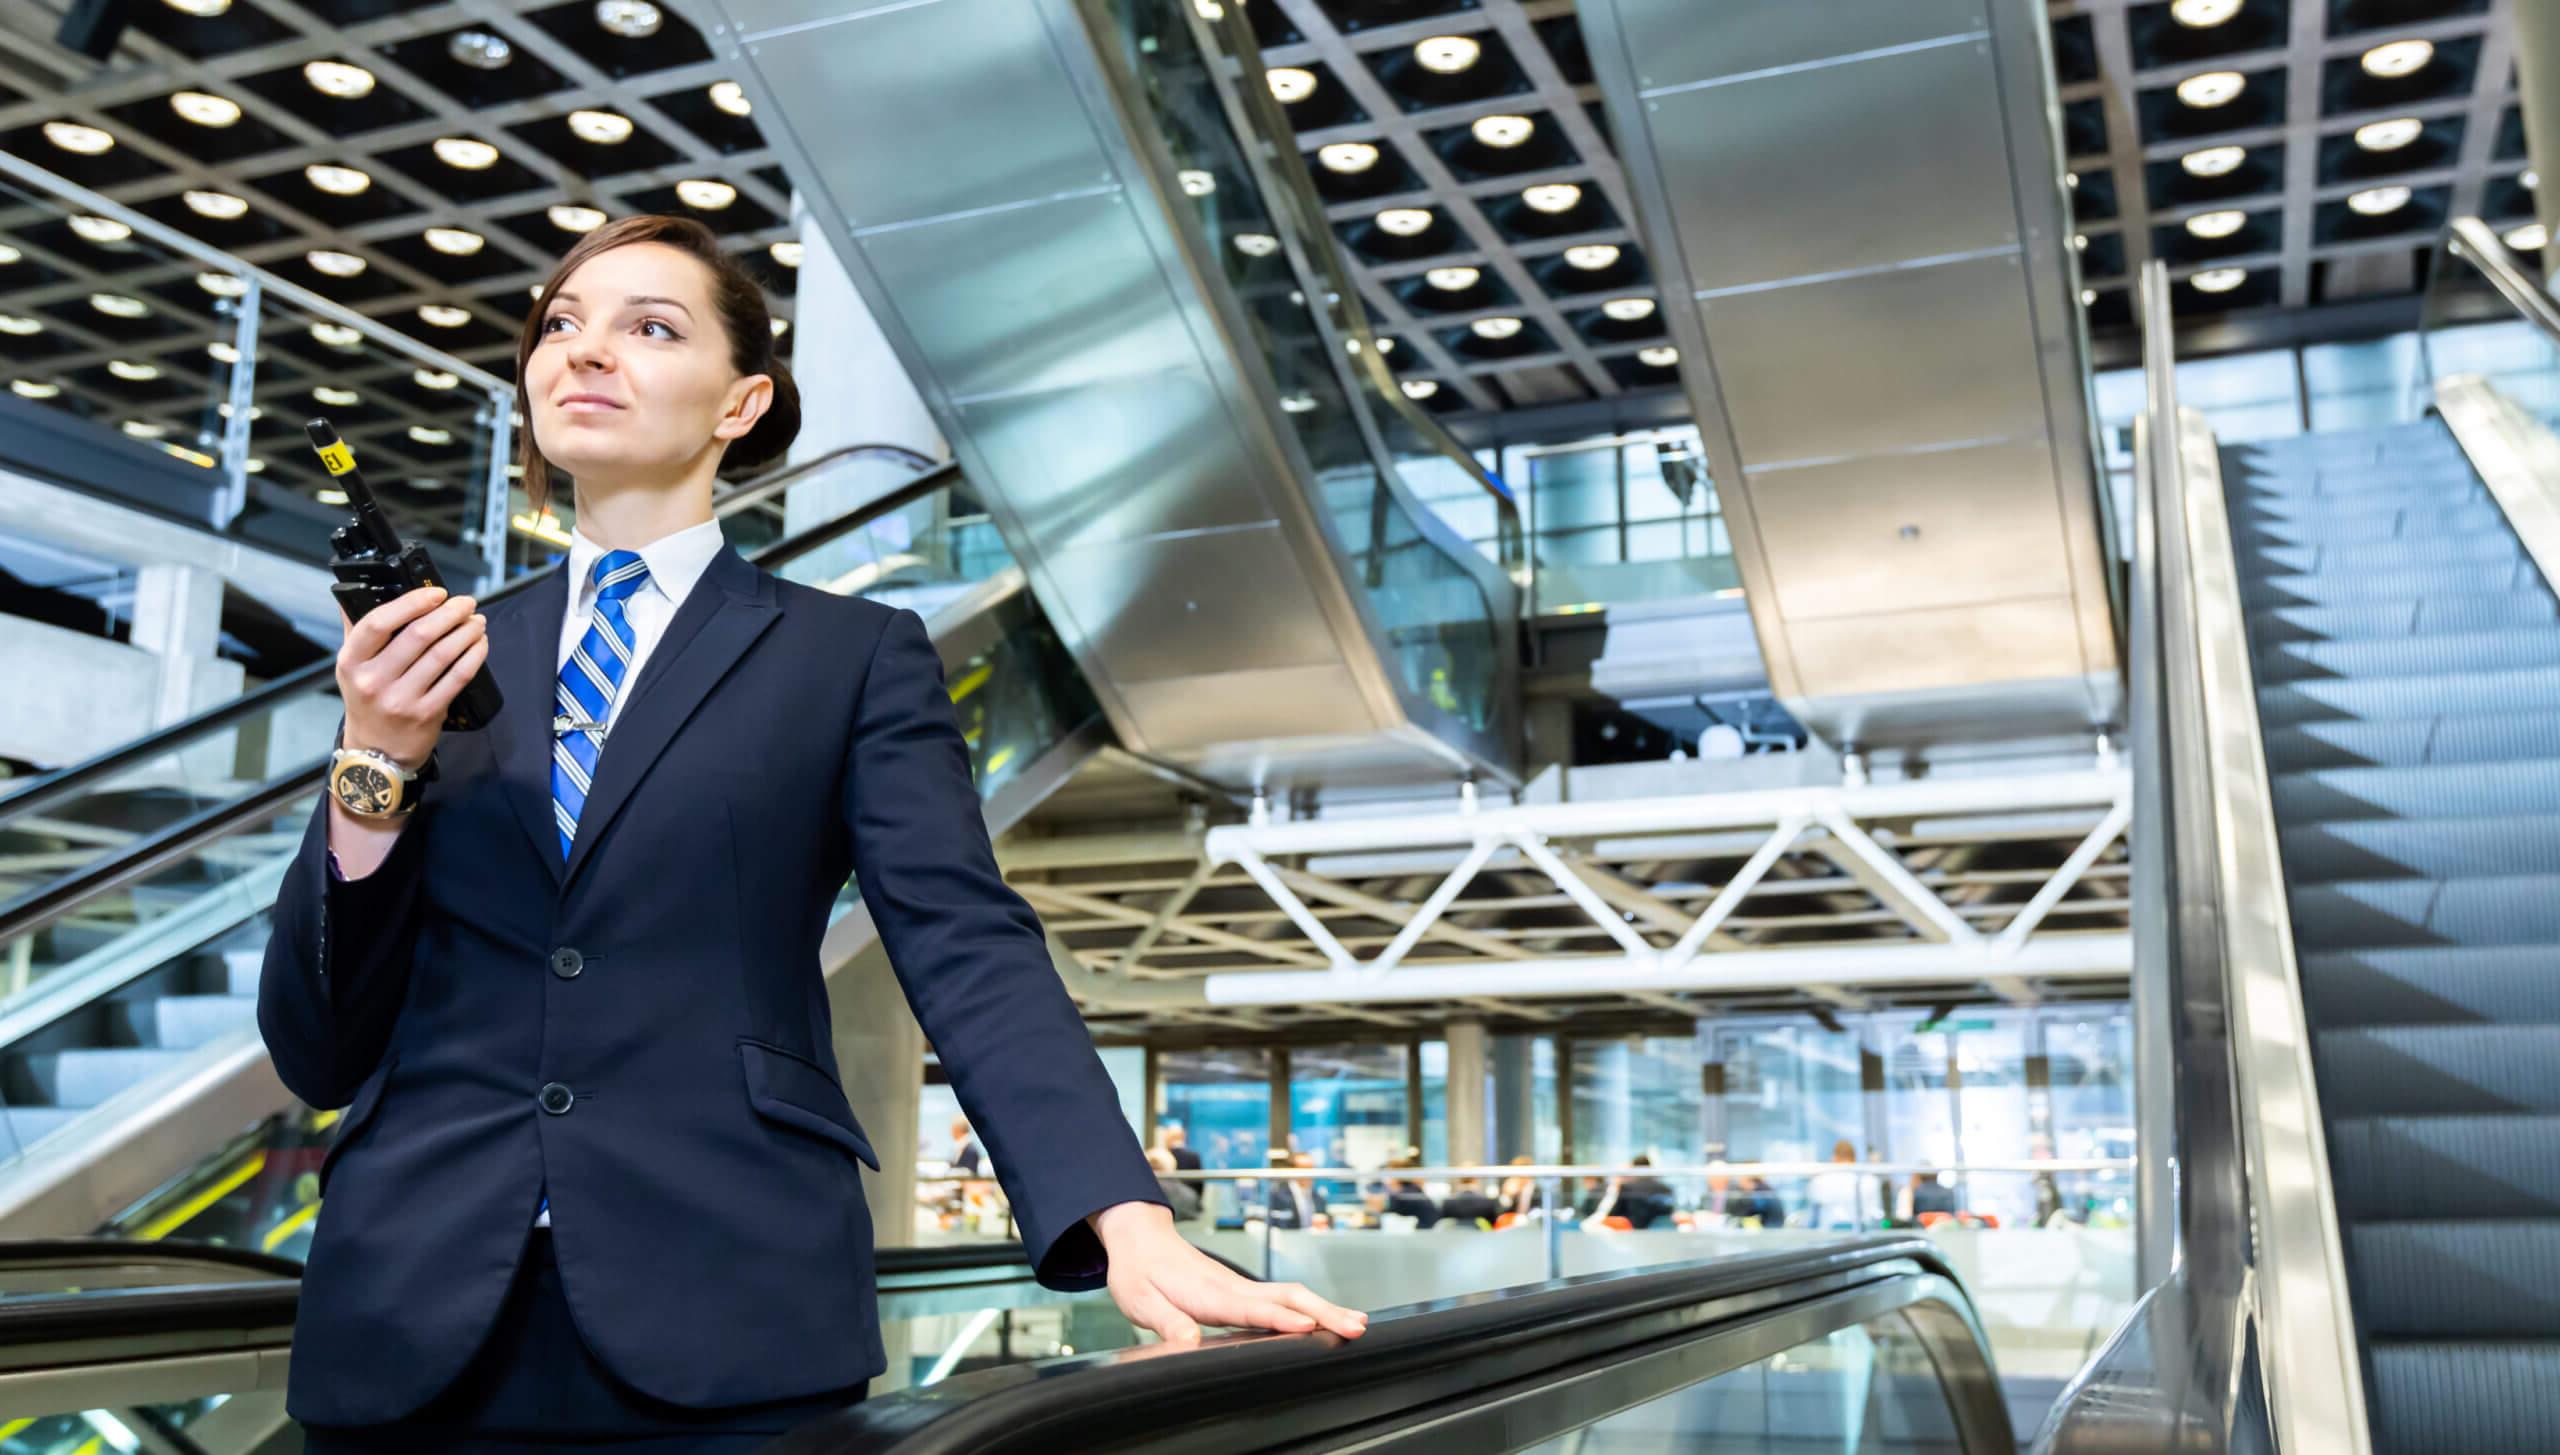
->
[1445, 1019, 1488, 1169]
[130, 562, 245, 780]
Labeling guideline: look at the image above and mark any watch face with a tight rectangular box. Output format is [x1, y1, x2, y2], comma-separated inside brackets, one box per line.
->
[335, 761, 400, 816]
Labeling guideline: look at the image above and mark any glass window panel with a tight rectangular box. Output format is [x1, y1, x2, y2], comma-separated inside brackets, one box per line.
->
[1289, 1043, 1409, 1181]
[1569, 1036, 1705, 1168]
[2173, 350, 2301, 442]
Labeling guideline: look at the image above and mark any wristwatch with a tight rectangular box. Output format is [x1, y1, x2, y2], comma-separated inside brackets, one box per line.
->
[328, 745, 435, 819]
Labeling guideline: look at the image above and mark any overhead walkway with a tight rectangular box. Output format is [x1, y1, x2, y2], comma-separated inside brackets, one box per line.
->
[0, 453, 1113, 1242]
[2044, 236, 2560, 1455]
[692, 0, 1526, 795]
[0, 1235, 2012, 1452]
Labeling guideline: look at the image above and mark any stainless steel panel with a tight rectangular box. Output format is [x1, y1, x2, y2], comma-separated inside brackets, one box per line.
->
[740, 0, 1111, 231]
[953, 371, 1277, 545]
[1748, 441, 2076, 619]
[1044, 524, 1352, 682]
[1620, 0, 1984, 90]
[1787, 599, 2096, 698]
[1712, 253, 2049, 466]
[1656, 39, 2017, 293]
[1120, 664, 1380, 746]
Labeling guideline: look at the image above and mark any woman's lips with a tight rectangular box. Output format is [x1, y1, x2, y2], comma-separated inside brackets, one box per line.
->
[557, 395, 623, 412]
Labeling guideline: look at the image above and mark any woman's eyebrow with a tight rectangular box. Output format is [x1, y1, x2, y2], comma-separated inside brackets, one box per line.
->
[624, 294, 694, 317]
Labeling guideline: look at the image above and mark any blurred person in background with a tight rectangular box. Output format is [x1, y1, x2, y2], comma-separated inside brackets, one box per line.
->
[1807, 1139, 1865, 1230]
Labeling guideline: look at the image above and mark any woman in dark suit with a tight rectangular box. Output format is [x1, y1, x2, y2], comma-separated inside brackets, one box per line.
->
[261, 215, 1364, 1453]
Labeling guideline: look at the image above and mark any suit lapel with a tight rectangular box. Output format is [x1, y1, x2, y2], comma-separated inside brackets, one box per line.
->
[560, 546, 780, 891]
[492, 569, 570, 885]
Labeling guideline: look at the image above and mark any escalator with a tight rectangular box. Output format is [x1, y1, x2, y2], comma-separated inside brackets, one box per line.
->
[0, 1236, 2015, 1453]
[2044, 238, 2560, 1454]
[0, 454, 1110, 1243]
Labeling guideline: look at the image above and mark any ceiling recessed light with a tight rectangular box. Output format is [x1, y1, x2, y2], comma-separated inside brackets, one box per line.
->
[0, 314, 43, 336]
[307, 249, 366, 277]
[1414, 34, 1481, 74]
[2524, 169, 2542, 192]
[197, 271, 247, 297]
[1470, 316, 1523, 340]
[2081, 287, 2098, 305]
[1564, 243, 1622, 271]
[1472, 114, 1534, 149]
[594, 0, 661, 37]
[425, 226, 486, 256]
[2169, 0, 2241, 25]
[1279, 392, 1318, 414]
[1425, 265, 1481, 291]
[1235, 232, 1280, 257]
[417, 304, 470, 328]
[434, 137, 500, 170]
[183, 189, 249, 220]
[214, 402, 261, 420]
[2175, 70, 2245, 108]
[0, 244, 18, 265]
[1375, 337, 1396, 354]
[304, 61, 377, 99]
[43, 121, 114, 155]
[107, 359, 160, 381]
[1602, 297, 1656, 322]
[1176, 169, 1216, 198]
[245, 457, 267, 473]
[415, 368, 459, 389]
[1521, 183, 1582, 214]
[709, 81, 752, 118]
[2192, 266, 2247, 293]
[549, 204, 607, 233]
[162, 0, 229, 14]
[305, 163, 372, 196]
[1637, 346, 1679, 368]
[529, 283, 545, 299]
[310, 323, 362, 348]
[207, 341, 238, 363]
[1267, 67, 1316, 104]
[2181, 145, 2246, 177]
[122, 420, 167, 439]
[2185, 209, 2247, 239]
[769, 240, 804, 267]
[2354, 117, 2423, 152]
[2506, 223, 2549, 252]
[1400, 379, 1439, 400]
[1317, 142, 1378, 174]
[2347, 184, 2412, 216]
[569, 109, 634, 145]
[90, 292, 149, 319]
[409, 425, 454, 445]
[2073, 233, 2090, 251]
[449, 29, 513, 69]
[1376, 207, 1435, 237]
[676, 178, 737, 209]
[170, 91, 240, 127]
[771, 316, 789, 337]
[2360, 39, 2433, 78]
[314, 385, 361, 406]
[11, 379, 60, 399]
[70, 214, 133, 244]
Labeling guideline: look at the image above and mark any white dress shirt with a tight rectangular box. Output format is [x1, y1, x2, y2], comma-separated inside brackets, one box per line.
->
[534, 515, 725, 1228]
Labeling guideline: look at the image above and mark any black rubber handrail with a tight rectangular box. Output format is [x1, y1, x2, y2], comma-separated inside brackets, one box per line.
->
[768, 1236, 2012, 1455]
[0, 443, 941, 838]
[0, 462, 962, 951]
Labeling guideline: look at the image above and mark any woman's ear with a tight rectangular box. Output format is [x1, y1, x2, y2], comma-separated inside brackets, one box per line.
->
[714, 372, 774, 443]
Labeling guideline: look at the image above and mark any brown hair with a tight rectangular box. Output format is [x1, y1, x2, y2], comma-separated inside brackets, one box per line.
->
[513, 214, 802, 514]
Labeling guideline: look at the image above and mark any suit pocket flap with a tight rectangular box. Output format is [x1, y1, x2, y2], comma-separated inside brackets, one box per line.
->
[738, 1039, 879, 1171]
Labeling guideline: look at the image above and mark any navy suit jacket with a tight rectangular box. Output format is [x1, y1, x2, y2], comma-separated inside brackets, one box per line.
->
[258, 544, 1162, 1426]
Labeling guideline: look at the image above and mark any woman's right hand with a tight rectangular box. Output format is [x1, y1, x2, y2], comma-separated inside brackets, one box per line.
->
[337, 585, 487, 769]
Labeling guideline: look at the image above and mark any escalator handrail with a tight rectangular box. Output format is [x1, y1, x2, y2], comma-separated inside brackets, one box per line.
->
[778, 1236, 2011, 1455]
[0, 443, 943, 838]
[2442, 215, 2560, 343]
[0, 462, 962, 950]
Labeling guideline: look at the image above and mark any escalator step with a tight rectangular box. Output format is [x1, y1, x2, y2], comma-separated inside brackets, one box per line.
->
[2273, 762, 2560, 825]
[2242, 500, 2511, 546]
[2289, 874, 2560, 949]
[2300, 945, 2560, 1028]
[2254, 628, 2560, 683]
[2250, 594, 2558, 646]
[2318, 1027, 2560, 1115]
[2350, 1221, 2560, 1337]
[2283, 814, 2560, 882]
[2331, 1116, 2560, 1220]
[2368, 1341, 2560, 1455]
[2248, 533, 2524, 577]
[2239, 482, 2488, 523]
[2264, 711, 2560, 771]
[2244, 560, 2547, 609]
[2234, 464, 2484, 499]
[2258, 666, 2560, 727]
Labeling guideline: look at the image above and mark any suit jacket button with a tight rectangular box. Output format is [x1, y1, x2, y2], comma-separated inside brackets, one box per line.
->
[538, 1082, 575, 1115]
[550, 947, 583, 979]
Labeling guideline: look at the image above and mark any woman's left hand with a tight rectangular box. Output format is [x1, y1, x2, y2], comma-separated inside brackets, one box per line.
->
[1090, 1202, 1369, 1347]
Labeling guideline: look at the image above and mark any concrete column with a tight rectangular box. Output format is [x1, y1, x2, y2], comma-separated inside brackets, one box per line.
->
[783, 198, 946, 583]
[1445, 1019, 1488, 1168]
[1490, 1034, 1536, 1162]
[129, 563, 244, 780]
[2521, 1, 2560, 285]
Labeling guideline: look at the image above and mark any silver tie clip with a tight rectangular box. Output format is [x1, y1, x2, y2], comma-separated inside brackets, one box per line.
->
[553, 715, 609, 737]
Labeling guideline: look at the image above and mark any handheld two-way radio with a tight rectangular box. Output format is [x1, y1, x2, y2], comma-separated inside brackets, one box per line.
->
[307, 417, 504, 731]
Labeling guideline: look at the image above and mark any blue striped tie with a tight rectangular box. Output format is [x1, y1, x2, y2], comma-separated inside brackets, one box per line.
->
[552, 549, 649, 864]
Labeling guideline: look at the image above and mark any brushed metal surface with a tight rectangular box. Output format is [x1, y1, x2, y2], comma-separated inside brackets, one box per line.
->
[1747, 440, 2077, 619]
[1618, 0, 1985, 89]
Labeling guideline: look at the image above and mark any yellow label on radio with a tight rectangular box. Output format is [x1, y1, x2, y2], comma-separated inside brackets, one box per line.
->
[316, 441, 356, 476]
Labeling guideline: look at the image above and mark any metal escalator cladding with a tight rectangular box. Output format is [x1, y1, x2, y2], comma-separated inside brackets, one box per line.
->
[2222, 417, 2560, 1455]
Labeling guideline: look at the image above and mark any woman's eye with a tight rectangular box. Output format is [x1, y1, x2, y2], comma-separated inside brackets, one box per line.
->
[539, 314, 572, 335]
[640, 318, 680, 339]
